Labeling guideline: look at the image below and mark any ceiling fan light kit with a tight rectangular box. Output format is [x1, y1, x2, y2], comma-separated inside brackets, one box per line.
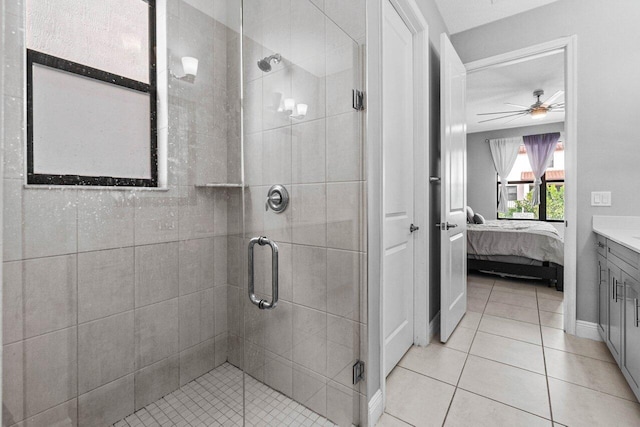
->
[477, 88, 564, 124]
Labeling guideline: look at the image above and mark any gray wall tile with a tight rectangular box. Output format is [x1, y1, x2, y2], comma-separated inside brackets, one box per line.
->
[78, 312, 135, 394]
[78, 247, 134, 323]
[78, 375, 134, 427]
[135, 242, 179, 307]
[134, 356, 180, 411]
[135, 299, 179, 369]
[179, 292, 202, 351]
[179, 339, 215, 386]
[292, 245, 327, 311]
[23, 328, 78, 418]
[23, 255, 77, 339]
[178, 238, 214, 296]
[77, 190, 135, 252]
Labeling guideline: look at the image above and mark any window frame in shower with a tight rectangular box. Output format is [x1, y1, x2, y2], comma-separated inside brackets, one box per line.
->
[25, 0, 158, 187]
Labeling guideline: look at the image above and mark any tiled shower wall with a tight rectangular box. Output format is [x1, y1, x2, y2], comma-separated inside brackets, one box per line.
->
[225, 1, 368, 426]
[1, 1, 240, 426]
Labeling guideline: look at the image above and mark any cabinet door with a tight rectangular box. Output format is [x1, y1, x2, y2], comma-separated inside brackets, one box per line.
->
[598, 254, 608, 339]
[624, 272, 640, 389]
[608, 262, 623, 360]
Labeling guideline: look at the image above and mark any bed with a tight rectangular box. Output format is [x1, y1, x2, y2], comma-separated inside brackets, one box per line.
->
[467, 220, 564, 291]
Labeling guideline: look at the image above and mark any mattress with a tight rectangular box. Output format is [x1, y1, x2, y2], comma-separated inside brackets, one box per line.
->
[467, 220, 564, 266]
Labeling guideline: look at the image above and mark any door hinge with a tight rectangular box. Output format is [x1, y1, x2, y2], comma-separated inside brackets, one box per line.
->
[352, 360, 365, 385]
[352, 89, 365, 111]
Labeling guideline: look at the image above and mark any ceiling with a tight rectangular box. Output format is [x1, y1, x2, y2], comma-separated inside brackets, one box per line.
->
[435, 0, 560, 34]
[466, 51, 565, 133]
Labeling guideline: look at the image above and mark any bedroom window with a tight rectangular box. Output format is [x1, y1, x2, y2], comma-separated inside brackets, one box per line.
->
[26, 0, 157, 187]
[497, 142, 565, 222]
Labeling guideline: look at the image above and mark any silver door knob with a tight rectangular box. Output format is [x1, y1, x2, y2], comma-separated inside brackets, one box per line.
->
[435, 222, 458, 230]
[410, 224, 420, 233]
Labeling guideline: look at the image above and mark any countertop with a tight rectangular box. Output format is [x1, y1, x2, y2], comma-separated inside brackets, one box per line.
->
[593, 216, 640, 253]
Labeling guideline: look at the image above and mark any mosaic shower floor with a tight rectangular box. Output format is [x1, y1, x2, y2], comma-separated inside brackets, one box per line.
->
[113, 363, 338, 427]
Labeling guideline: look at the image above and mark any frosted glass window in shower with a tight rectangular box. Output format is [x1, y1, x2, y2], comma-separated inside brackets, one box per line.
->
[31, 64, 152, 180]
[26, 0, 151, 83]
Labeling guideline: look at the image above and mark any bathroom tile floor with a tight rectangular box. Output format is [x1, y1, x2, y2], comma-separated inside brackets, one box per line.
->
[379, 273, 640, 427]
[113, 363, 337, 427]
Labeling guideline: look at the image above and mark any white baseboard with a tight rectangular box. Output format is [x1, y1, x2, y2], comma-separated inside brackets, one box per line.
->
[575, 320, 602, 342]
[368, 389, 383, 427]
[429, 311, 441, 342]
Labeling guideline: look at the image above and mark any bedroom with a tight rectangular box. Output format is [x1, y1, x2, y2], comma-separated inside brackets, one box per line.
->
[466, 50, 566, 297]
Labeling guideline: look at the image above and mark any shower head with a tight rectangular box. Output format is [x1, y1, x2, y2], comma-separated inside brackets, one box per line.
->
[257, 54, 282, 72]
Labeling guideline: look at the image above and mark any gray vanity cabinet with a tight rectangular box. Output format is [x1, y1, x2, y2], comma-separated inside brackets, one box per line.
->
[595, 234, 640, 401]
[607, 260, 623, 362]
[597, 253, 608, 339]
[623, 271, 640, 389]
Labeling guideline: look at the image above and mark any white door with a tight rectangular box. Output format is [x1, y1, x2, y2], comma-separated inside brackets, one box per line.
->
[382, 0, 415, 376]
[440, 33, 467, 343]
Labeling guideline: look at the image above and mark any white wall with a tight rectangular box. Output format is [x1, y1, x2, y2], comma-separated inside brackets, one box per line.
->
[452, 0, 640, 323]
[467, 122, 565, 220]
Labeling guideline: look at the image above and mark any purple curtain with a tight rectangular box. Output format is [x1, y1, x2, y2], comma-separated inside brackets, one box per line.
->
[523, 132, 561, 206]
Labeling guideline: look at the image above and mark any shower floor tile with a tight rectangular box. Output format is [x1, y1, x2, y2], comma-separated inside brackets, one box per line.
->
[113, 363, 337, 427]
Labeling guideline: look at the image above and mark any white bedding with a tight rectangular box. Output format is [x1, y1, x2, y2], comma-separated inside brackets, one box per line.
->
[467, 220, 564, 266]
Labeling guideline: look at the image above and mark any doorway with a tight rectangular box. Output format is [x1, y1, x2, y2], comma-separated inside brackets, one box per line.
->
[464, 37, 578, 335]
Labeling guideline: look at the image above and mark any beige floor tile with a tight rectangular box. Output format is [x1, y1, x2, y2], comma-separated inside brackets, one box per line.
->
[458, 355, 550, 418]
[479, 314, 542, 345]
[541, 326, 614, 362]
[549, 378, 640, 426]
[470, 331, 545, 374]
[539, 311, 563, 329]
[376, 413, 412, 427]
[544, 347, 637, 401]
[484, 301, 540, 325]
[467, 296, 487, 313]
[399, 344, 467, 385]
[489, 290, 538, 309]
[468, 286, 491, 302]
[493, 279, 538, 296]
[385, 367, 455, 427]
[467, 274, 495, 287]
[538, 298, 563, 314]
[536, 286, 564, 301]
[436, 326, 476, 353]
[459, 311, 482, 330]
[444, 389, 551, 427]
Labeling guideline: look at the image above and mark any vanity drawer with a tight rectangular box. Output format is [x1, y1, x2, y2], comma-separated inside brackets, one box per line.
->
[608, 240, 640, 279]
[597, 235, 607, 257]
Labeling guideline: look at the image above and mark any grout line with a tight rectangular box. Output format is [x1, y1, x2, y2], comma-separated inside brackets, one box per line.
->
[456, 387, 554, 424]
[381, 411, 416, 426]
[441, 280, 494, 425]
[536, 288, 555, 423]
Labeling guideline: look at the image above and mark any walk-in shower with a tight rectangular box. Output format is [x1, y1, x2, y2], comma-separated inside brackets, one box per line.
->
[1, 0, 366, 426]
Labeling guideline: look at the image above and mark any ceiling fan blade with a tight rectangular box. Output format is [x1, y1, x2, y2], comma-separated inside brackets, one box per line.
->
[549, 110, 565, 113]
[505, 102, 530, 109]
[502, 114, 527, 125]
[477, 110, 529, 116]
[478, 112, 528, 123]
[542, 90, 564, 107]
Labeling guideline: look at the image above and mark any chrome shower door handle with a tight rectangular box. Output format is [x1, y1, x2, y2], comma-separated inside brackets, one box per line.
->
[248, 236, 279, 310]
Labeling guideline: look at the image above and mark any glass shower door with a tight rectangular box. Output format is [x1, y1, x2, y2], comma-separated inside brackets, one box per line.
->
[239, 0, 366, 425]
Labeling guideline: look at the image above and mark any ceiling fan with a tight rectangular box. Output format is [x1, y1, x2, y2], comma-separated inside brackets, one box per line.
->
[477, 89, 565, 124]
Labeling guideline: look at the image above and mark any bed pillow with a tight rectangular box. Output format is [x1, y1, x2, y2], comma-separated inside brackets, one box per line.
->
[473, 213, 485, 224]
[466, 206, 475, 223]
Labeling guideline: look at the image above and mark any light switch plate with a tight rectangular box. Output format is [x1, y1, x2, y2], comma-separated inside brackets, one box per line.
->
[591, 191, 612, 206]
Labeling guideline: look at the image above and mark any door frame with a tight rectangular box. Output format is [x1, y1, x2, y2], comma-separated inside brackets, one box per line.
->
[464, 36, 578, 335]
[366, 0, 429, 424]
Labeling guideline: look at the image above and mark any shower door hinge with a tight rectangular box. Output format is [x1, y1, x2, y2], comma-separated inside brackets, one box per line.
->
[352, 89, 365, 111]
[352, 360, 365, 385]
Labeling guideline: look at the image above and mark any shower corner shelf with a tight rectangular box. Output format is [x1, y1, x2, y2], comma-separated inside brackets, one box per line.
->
[195, 183, 246, 189]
